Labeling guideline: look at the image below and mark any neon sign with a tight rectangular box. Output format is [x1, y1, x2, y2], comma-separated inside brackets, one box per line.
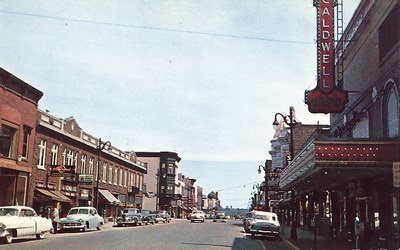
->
[305, 0, 348, 114]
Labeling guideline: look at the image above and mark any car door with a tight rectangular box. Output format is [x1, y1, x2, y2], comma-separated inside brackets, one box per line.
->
[88, 209, 97, 228]
[18, 208, 36, 236]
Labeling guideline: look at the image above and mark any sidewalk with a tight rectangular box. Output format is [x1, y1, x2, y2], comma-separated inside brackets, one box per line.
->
[281, 225, 400, 250]
[281, 225, 348, 250]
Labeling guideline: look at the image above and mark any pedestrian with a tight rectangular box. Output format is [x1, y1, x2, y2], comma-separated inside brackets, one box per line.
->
[51, 207, 60, 234]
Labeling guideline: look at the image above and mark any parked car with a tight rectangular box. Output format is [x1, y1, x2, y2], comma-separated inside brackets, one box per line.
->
[0, 206, 53, 244]
[155, 210, 171, 223]
[190, 211, 205, 223]
[213, 212, 227, 223]
[59, 207, 104, 232]
[140, 210, 156, 225]
[248, 211, 280, 239]
[116, 208, 142, 227]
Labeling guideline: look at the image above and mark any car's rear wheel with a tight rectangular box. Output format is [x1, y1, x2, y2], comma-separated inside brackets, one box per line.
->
[36, 232, 45, 240]
[97, 223, 101, 230]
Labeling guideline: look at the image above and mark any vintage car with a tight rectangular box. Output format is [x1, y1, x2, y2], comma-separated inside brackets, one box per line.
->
[213, 212, 227, 223]
[190, 210, 205, 223]
[116, 208, 142, 226]
[59, 207, 104, 232]
[0, 206, 53, 244]
[140, 209, 156, 225]
[248, 211, 280, 239]
[155, 210, 171, 223]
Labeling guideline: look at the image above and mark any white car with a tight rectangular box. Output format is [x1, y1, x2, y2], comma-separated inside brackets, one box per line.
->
[190, 211, 205, 223]
[248, 211, 280, 239]
[213, 212, 227, 223]
[59, 207, 104, 232]
[0, 206, 53, 244]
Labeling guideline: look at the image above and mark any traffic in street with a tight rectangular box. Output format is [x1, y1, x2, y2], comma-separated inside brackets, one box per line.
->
[0, 219, 292, 250]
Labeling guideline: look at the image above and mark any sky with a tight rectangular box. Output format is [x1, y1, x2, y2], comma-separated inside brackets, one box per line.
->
[0, 0, 361, 208]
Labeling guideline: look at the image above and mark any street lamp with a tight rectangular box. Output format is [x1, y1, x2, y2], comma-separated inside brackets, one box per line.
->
[272, 106, 296, 164]
[95, 138, 112, 211]
[273, 106, 297, 240]
[258, 162, 269, 212]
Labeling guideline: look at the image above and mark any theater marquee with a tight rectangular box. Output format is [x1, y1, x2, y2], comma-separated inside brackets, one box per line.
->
[305, 0, 348, 114]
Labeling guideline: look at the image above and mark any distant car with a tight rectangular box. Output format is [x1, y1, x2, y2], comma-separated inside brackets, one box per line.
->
[155, 210, 171, 223]
[190, 211, 205, 223]
[116, 208, 141, 226]
[0, 206, 53, 244]
[248, 211, 280, 239]
[59, 207, 104, 232]
[213, 212, 227, 223]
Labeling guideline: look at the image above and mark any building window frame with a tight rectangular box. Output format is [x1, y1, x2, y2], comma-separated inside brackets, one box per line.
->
[37, 139, 47, 170]
[21, 126, 32, 159]
[102, 162, 107, 183]
[119, 168, 123, 187]
[81, 155, 87, 175]
[383, 80, 400, 138]
[114, 167, 118, 185]
[0, 121, 19, 159]
[89, 158, 94, 175]
[108, 165, 113, 184]
[50, 144, 59, 166]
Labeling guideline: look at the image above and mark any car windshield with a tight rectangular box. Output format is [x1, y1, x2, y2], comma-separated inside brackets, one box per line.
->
[0, 208, 19, 216]
[254, 214, 269, 220]
[123, 209, 137, 214]
[69, 208, 89, 215]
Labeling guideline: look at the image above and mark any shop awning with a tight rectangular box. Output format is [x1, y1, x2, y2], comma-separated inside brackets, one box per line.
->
[99, 189, 121, 205]
[51, 190, 72, 203]
[36, 188, 71, 203]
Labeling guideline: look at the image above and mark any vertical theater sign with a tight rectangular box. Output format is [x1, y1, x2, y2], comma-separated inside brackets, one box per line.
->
[305, 0, 348, 113]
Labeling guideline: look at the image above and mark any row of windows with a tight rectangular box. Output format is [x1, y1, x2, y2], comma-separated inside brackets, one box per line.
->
[37, 140, 143, 190]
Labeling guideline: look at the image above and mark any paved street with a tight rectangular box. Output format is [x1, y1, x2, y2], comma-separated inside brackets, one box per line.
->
[0, 219, 292, 250]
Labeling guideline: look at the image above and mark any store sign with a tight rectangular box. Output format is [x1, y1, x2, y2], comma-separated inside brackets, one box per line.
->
[50, 165, 76, 177]
[305, 0, 348, 113]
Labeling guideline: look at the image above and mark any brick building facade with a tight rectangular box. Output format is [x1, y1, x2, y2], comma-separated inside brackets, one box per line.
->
[32, 110, 147, 219]
[0, 68, 43, 207]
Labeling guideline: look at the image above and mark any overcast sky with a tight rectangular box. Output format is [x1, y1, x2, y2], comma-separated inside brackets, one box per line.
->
[0, 0, 361, 208]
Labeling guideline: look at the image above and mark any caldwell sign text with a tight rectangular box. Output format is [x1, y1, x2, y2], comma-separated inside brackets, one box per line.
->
[305, 0, 348, 113]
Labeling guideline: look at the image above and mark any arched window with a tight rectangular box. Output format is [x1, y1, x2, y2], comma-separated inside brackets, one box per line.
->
[352, 114, 369, 138]
[384, 81, 399, 138]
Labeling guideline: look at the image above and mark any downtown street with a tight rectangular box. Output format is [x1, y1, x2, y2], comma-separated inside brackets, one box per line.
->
[0, 219, 292, 250]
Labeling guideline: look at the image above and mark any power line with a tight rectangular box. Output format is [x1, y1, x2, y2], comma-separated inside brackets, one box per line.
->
[0, 9, 314, 45]
[214, 180, 260, 192]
